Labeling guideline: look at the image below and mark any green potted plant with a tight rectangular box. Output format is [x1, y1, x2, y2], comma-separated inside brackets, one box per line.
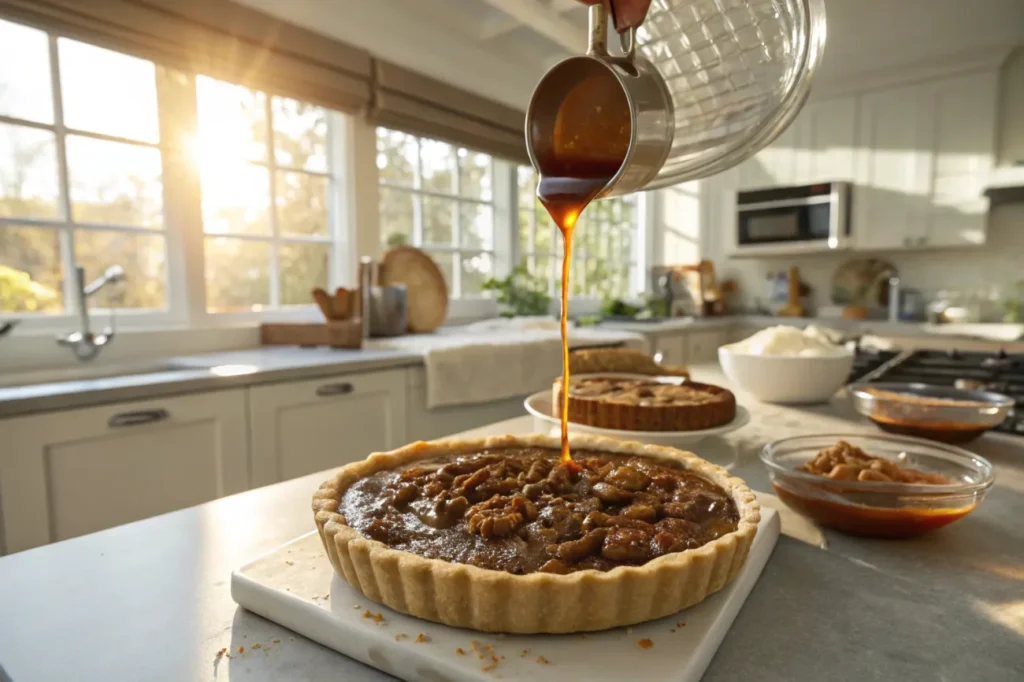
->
[481, 266, 551, 317]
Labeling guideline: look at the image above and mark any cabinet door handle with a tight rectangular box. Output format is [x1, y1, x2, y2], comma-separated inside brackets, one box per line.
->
[316, 382, 354, 397]
[107, 408, 170, 428]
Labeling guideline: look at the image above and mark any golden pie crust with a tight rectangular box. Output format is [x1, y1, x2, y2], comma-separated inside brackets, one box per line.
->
[312, 433, 759, 633]
[555, 375, 737, 432]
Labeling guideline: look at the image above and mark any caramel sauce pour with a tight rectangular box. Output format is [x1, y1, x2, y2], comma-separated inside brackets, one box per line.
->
[538, 164, 622, 465]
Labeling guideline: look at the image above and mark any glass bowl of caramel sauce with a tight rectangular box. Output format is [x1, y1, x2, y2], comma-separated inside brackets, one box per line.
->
[760, 434, 994, 538]
[848, 382, 1014, 444]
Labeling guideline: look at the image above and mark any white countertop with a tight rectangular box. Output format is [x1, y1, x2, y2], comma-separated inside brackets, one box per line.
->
[1, 365, 1022, 681]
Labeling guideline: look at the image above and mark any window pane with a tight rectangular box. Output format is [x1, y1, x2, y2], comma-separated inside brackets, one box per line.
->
[201, 163, 270, 235]
[58, 39, 159, 143]
[460, 252, 493, 295]
[517, 166, 536, 209]
[458, 150, 491, 200]
[535, 207, 555, 253]
[531, 254, 553, 295]
[517, 208, 532, 258]
[420, 139, 454, 194]
[0, 20, 53, 124]
[425, 251, 454, 293]
[422, 196, 454, 245]
[460, 203, 493, 250]
[272, 97, 327, 172]
[196, 76, 267, 163]
[379, 186, 414, 248]
[0, 224, 63, 313]
[376, 128, 416, 187]
[75, 230, 166, 310]
[0, 123, 60, 219]
[66, 136, 162, 227]
[279, 242, 329, 305]
[276, 171, 327, 236]
[204, 237, 270, 312]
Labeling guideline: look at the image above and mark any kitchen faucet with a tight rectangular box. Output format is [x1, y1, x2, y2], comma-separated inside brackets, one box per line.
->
[56, 264, 125, 361]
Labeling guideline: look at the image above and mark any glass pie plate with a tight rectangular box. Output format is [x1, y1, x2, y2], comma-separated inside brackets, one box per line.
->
[848, 382, 1014, 443]
[760, 433, 994, 538]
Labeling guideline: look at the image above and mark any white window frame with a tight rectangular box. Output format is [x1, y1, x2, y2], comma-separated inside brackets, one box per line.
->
[1, 15, 654, 345]
[1, 17, 353, 335]
[375, 128, 511, 321]
[0, 30, 184, 334]
[514, 166, 648, 309]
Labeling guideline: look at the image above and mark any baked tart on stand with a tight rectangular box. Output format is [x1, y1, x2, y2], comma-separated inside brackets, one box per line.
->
[555, 375, 737, 432]
[313, 434, 759, 633]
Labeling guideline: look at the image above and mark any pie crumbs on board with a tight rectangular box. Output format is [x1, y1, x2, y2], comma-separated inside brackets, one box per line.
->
[415, 633, 431, 643]
[637, 638, 654, 649]
[536, 655, 551, 665]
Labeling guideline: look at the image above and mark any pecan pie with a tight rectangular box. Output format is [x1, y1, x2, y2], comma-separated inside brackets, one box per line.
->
[555, 375, 736, 432]
[313, 434, 759, 633]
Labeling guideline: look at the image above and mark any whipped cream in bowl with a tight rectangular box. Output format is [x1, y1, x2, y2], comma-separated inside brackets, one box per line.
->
[723, 325, 851, 358]
[719, 325, 854, 404]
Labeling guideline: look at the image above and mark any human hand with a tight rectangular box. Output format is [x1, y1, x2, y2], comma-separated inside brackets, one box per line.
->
[576, 0, 652, 32]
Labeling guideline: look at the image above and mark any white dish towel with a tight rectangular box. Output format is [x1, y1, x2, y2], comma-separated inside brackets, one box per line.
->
[372, 323, 648, 408]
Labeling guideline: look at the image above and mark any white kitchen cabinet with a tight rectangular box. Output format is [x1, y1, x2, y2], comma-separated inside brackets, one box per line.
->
[248, 368, 407, 487]
[651, 333, 688, 367]
[854, 73, 998, 251]
[687, 330, 727, 363]
[853, 84, 932, 250]
[921, 72, 998, 248]
[794, 97, 858, 184]
[0, 390, 249, 554]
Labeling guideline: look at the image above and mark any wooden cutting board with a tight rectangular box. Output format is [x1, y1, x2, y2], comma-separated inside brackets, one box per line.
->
[231, 510, 779, 682]
[380, 246, 448, 333]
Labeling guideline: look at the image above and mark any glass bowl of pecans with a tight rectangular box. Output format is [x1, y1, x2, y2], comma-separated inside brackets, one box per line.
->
[760, 434, 994, 538]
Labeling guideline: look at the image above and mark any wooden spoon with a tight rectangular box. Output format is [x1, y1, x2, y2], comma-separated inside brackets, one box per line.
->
[311, 288, 335, 320]
[333, 287, 352, 320]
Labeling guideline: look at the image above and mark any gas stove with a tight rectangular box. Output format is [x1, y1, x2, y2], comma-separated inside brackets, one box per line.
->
[854, 349, 1024, 436]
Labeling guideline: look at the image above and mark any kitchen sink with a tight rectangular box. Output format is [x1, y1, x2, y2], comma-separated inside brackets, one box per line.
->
[0, 361, 203, 389]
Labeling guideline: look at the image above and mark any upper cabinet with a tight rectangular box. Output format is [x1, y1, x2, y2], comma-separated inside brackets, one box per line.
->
[853, 84, 932, 250]
[856, 73, 998, 250]
[735, 96, 857, 190]
[726, 67, 1000, 253]
[923, 72, 998, 248]
[794, 96, 858, 184]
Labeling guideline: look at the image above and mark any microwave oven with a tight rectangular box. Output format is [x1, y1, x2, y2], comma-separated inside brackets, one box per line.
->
[734, 182, 851, 255]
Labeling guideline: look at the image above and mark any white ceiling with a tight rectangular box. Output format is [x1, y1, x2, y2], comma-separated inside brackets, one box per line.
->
[239, 0, 1024, 108]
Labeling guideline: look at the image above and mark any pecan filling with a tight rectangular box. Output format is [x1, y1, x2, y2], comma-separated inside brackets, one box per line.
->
[570, 378, 729, 407]
[339, 447, 739, 575]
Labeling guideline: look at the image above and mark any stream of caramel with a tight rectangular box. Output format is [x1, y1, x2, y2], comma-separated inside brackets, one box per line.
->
[538, 173, 619, 465]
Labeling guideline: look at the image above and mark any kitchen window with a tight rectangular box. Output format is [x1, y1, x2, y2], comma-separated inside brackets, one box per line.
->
[0, 16, 348, 325]
[516, 167, 640, 300]
[196, 77, 341, 313]
[376, 128, 496, 297]
[0, 19, 169, 315]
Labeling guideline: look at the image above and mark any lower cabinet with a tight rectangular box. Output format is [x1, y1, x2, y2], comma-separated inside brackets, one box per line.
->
[687, 330, 726, 363]
[0, 389, 249, 554]
[248, 368, 408, 487]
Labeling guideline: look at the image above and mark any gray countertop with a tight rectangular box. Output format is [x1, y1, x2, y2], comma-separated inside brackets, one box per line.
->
[0, 328, 644, 419]
[0, 365, 1021, 681]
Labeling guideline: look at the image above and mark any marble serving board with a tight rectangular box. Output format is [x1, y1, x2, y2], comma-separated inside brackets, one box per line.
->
[231, 508, 779, 682]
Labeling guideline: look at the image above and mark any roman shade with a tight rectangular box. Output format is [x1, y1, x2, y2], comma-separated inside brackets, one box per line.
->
[0, 0, 530, 162]
[0, 0, 373, 113]
[372, 60, 530, 165]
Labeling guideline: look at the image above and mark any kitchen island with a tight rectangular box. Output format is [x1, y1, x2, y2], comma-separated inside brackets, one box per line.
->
[0, 365, 1021, 681]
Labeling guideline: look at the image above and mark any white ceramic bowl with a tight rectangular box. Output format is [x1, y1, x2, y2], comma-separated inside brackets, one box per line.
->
[718, 346, 854, 404]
